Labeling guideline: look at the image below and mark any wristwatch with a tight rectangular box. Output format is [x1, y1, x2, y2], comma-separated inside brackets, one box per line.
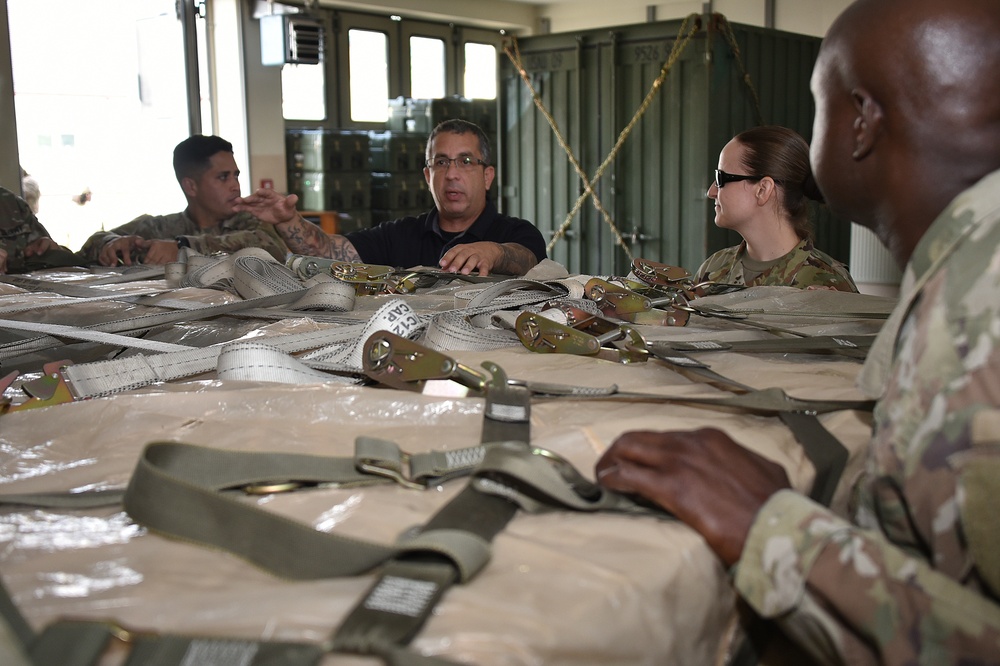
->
[175, 236, 191, 249]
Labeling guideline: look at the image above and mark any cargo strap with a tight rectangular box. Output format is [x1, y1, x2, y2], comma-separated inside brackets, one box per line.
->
[0, 363, 672, 664]
[658, 334, 876, 358]
[47, 278, 562, 398]
[0, 250, 366, 362]
[644, 346, 863, 506]
[127, 371, 531, 665]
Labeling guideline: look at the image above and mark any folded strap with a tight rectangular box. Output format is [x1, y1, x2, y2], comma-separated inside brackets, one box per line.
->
[657, 334, 875, 359]
[329, 378, 532, 662]
[29, 620, 325, 666]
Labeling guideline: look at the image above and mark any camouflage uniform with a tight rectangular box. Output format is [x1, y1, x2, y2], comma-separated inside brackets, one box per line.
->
[78, 210, 289, 263]
[695, 238, 858, 292]
[734, 169, 1000, 662]
[0, 186, 55, 273]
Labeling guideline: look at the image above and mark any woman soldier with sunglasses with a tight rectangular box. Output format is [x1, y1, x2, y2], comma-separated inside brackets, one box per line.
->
[694, 125, 858, 292]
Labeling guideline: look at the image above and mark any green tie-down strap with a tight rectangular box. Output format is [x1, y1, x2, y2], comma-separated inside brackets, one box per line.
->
[117, 377, 534, 665]
[122, 441, 503, 581]
[0, 439, 492, 512]
[29, 621, 326, 666]
[657, 334, 876, 360]
[1, 367, 659, 666]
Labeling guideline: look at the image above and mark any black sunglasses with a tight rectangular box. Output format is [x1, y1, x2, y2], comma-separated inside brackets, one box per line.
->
[714, 169, 762, 189]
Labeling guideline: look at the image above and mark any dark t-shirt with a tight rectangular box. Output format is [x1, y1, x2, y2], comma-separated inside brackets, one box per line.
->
[344, 201, 547, 269]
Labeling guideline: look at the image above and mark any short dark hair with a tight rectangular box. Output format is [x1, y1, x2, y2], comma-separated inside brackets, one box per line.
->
[172, 135, 234, 184]
[735, 125, 822, 241]
[426, 119, 492, 165]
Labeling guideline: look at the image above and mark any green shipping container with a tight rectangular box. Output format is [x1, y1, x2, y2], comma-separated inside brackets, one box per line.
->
[499, 14, 849, 276]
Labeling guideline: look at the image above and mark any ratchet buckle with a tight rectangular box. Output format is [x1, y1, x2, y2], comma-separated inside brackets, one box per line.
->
[363, 331, 492, 394]
[0, 360, 76, 415]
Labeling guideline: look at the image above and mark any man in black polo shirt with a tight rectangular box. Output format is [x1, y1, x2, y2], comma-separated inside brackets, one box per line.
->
[238, 119, 546, 276]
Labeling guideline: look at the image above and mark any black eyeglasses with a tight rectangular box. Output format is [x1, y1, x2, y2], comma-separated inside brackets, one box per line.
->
[714, 169, 762, 189]
[425, 155, 488, 171]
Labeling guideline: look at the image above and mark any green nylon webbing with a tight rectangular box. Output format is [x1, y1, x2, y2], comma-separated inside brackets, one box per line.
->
[329, 379, 532, 665]
[654, 334, 876, 359]
[644, 347, 866, 507]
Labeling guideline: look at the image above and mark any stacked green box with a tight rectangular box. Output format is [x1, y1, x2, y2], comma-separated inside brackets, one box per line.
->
[286, 129, 372, 228]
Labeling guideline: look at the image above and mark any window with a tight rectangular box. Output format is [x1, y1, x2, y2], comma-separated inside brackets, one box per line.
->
[464, 42, 497, 100]
[410, 36, 446, 99]
[8, 0, 191, 251]
[349, 29, 389, 123]
[282, 63, 326, 120]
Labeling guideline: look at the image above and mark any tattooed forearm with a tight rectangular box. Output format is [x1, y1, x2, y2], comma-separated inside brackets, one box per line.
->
[329, 236, 362, 262]
[494, 243, 540, 275]
[275, 217, 360, 262]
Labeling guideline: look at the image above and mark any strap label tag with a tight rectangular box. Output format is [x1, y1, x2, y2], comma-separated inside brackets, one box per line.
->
[364, 575, 439, 617]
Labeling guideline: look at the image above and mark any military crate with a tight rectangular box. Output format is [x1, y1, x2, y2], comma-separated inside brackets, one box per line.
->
[370, 172, 432, 211]
[286, 129, 372, 173]
[369, 131, 427, 172]
[289, 171, 373, 212]
[387, 96, 497, 134]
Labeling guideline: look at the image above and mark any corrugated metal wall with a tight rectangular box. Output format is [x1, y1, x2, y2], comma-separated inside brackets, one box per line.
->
[500, 14, 851, 276]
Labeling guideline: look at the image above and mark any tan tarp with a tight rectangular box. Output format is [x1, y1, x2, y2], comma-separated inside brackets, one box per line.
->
[0, 269, 890, 665]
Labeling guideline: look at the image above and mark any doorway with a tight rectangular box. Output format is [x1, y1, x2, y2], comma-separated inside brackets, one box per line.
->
[8, 0, 203, 251]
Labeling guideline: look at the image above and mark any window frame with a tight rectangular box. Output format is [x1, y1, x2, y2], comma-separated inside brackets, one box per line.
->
[283, 9, 506, 132]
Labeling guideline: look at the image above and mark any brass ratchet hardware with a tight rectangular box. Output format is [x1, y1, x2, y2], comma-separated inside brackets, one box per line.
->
[629, 258, 744, 300]
[584, 278, 692, 326]
[242, 481, 305, 495]
[515, 311, 648, 363]
[362, 331, 492, 393]
[585, 278, 652, 315]
[1, 360, 76, 416]
[631, 258, 691, 286]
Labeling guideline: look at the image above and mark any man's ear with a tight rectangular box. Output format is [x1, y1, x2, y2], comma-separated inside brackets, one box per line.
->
[483, 165, 496, 192]
[180, 176, 198, 198]
[851, 87, 884, 160]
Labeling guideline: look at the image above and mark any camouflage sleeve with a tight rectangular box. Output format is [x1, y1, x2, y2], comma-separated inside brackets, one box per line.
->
[734, 490, 1000, 663]
[185, 223, 289, 263]
[695, 246, 741, 284]
[77, 215, 161, 263]
[0, 189, 55, 272]
[786, 257, 859, 292]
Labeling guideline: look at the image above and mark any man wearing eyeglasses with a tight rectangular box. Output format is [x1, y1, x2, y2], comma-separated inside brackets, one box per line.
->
[239, 119, 546, 276]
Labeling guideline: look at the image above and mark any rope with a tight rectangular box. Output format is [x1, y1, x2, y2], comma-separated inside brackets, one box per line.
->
[504, 13, 769, 262]
[503, 14, 703, 260]
[713, 13, 765, 126]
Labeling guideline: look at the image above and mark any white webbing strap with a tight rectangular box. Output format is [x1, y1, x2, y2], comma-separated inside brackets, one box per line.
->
[62, 328, 347, 397]
[0, 319, 190, 354]
[64, 298, 424, 395]
[420, 279, 568, 352]
[286, 275, 355, 312]
[0, 289, 166, 316]
[298, 298, 427, 367]
[61, 278, 576, 394]
[176, 247, 277, 291]
[0, 252, 358, 362]
[216, 341, 359, 385]
[0, 289, 306, 360]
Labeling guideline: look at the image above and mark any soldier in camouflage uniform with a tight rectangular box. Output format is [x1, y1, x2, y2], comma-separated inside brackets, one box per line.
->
[696, 237, 856, 292]
[78, 135, 288, 266]
[695, 125, 857, 293]
[596, 0, 1000, 662]
[0, 186, 68, 274]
